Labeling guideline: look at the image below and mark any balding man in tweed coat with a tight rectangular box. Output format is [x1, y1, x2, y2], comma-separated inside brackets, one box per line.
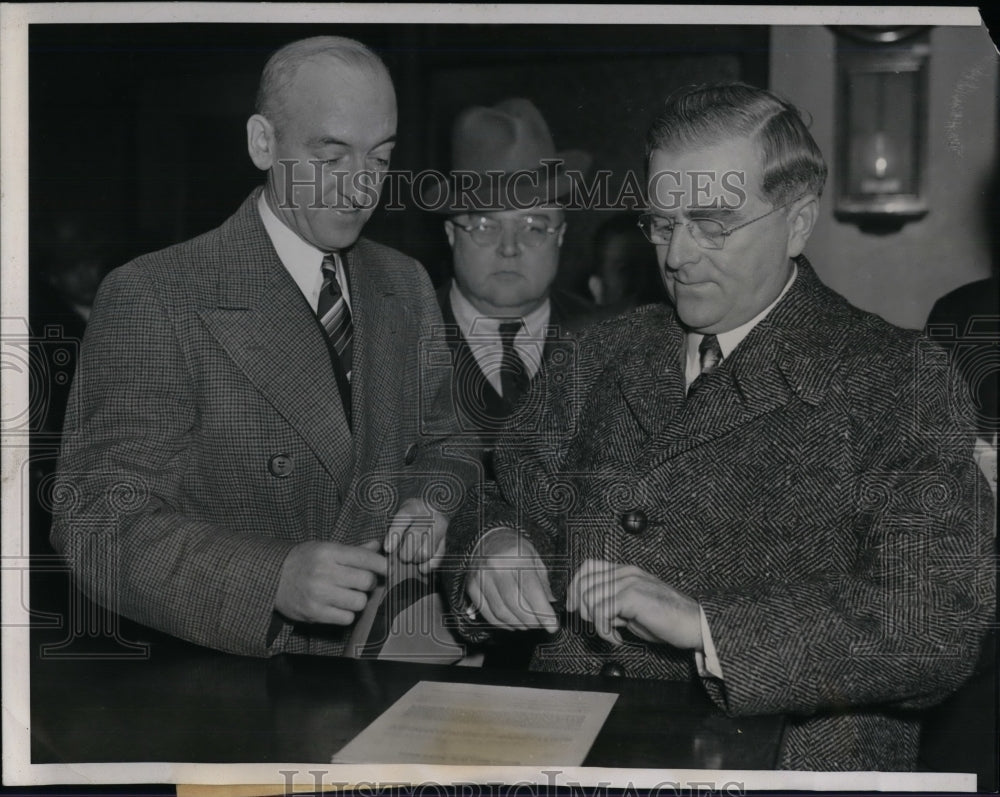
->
[445, 83, 995, 770]
[52, 37, 475, 657]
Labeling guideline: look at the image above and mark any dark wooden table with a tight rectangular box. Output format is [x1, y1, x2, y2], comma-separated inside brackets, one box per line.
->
[31, 631, 784, 770]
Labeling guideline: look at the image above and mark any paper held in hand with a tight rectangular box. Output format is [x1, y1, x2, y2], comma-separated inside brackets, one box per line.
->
[331, 680, 618, 766]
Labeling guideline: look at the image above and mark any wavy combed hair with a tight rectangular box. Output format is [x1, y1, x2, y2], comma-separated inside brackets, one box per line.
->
[646, 82, 827, 205]
[255, 36, 390, 137]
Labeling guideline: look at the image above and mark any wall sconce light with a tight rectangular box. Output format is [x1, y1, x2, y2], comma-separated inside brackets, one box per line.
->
[832, 26, 931, 233]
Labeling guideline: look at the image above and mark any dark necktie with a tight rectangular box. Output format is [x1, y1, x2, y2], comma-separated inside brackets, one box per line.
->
[318, 253, 354, 379]
[498, 320, 530, 412]
[688, 333, 723, 396]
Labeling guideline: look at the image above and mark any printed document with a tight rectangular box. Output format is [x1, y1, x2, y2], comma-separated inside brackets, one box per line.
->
[331, 681, 618, 765]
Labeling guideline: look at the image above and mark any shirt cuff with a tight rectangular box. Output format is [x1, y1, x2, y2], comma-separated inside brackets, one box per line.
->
[694, 604, 724, 679]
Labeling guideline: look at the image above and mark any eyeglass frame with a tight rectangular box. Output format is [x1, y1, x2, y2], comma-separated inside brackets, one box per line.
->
[448, 214, 566, 248]
[637, 196, 803, 251]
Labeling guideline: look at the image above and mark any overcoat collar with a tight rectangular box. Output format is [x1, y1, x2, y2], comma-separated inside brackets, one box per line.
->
[623, 257, 841, 471]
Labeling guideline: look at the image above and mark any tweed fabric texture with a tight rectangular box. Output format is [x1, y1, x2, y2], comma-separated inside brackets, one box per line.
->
[445, 258, 995, 770]
[52, 189, 477, 657]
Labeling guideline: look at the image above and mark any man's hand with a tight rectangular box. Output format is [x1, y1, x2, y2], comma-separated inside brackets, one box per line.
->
[383, 497, 448, 574]
[567, 559, 702, 649]
[275, 539, 386, 625]
[466, 528, 559, 633]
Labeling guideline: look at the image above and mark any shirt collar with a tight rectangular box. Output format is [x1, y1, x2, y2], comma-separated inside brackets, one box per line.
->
[448, 280, 551, 341]
[257, 193, 350, 311]
[686, 262, 798, 366]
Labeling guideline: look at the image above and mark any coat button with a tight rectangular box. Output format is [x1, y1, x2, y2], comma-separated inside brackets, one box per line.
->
[268, 454, 294, 478]
[620, 509, 647, 534]
[404, 443, 418, 466]
[600, 662, 625, 678]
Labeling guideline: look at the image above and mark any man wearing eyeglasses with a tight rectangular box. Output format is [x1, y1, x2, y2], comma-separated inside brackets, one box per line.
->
[444, 83, 994, 770]
[422, 98, 595, 444]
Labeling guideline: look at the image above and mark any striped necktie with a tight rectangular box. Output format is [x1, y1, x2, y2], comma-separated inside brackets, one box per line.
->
[318, 253, 354, 381]
[687, 333, 722, 396]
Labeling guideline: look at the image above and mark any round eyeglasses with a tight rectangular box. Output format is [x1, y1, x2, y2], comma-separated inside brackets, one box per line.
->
[451, 215, 564, 248]
[637, 198, 800, 251]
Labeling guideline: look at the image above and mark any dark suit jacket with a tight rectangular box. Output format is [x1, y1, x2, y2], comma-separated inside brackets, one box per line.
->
[436, 279, 596, 439]
[926, 276, 999, 435]
[446, 258, 995, 770]
[52, 189, 476, 657]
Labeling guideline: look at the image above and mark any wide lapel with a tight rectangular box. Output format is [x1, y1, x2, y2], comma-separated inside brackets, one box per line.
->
[440, 288, 507, 425]
[344, 243, 403, 480]
[613, 309, 687, 439]
[638, 259, 839, 472]
[640, 332, 789, 470]
[197, 191, 354, 489]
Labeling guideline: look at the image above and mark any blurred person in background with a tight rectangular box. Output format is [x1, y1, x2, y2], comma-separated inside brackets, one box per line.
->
[587, 212, 666, 312]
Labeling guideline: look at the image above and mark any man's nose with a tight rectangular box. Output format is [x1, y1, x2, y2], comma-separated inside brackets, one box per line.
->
[496, 224, 521, 257]
[338, 156, 379, 210]
[664, 222, 701, 270]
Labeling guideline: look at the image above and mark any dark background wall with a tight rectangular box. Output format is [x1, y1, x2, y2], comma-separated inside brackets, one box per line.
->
[29, 23, 769, 292]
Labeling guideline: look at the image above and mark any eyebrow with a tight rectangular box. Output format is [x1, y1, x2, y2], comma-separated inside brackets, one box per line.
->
[310, 134, 397, 149]
[647, 206, 738, 222]
[687, 206, 739, 220]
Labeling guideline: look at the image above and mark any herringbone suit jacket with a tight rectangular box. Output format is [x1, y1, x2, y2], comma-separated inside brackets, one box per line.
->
[52, 190, 476, 657]
[446, 258, 995, 770]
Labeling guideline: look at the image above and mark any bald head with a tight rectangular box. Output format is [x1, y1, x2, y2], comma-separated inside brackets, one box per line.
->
[255, 36, 392, 138]
[246, 36, 397, 251]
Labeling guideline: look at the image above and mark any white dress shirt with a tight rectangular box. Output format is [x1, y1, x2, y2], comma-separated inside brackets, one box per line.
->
[684, 264, 798, 390]
[257, 193, 352, 314]
[688, 264, 798, 680]
[448, 281, 550, 397]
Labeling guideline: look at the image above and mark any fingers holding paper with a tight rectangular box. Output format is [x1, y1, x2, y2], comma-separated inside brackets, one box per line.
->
[466, 528, 559, 633]
[275, 539, 387, 625]
[567, 559, 703, 650]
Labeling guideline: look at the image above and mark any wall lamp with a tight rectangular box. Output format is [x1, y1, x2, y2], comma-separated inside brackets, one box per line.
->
[832, 26, 931, 233]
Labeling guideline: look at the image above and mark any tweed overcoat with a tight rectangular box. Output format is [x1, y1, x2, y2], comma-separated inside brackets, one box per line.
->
[446, 258, 995, 770]
[52, 190, 477, 657]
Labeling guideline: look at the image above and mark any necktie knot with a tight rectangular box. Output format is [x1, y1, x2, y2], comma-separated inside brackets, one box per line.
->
[688, 333, 723, 398]
[498, 320, 522, 346]
[698, 334, 723, 375]
[321, 253, 342, 297]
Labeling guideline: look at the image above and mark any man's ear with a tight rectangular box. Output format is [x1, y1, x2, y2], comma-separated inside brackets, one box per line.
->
[786, 194, 819, 258]
[444, 220, 456, 249]
[247, 114, 276, 171]
[587, 274, 604, 305]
